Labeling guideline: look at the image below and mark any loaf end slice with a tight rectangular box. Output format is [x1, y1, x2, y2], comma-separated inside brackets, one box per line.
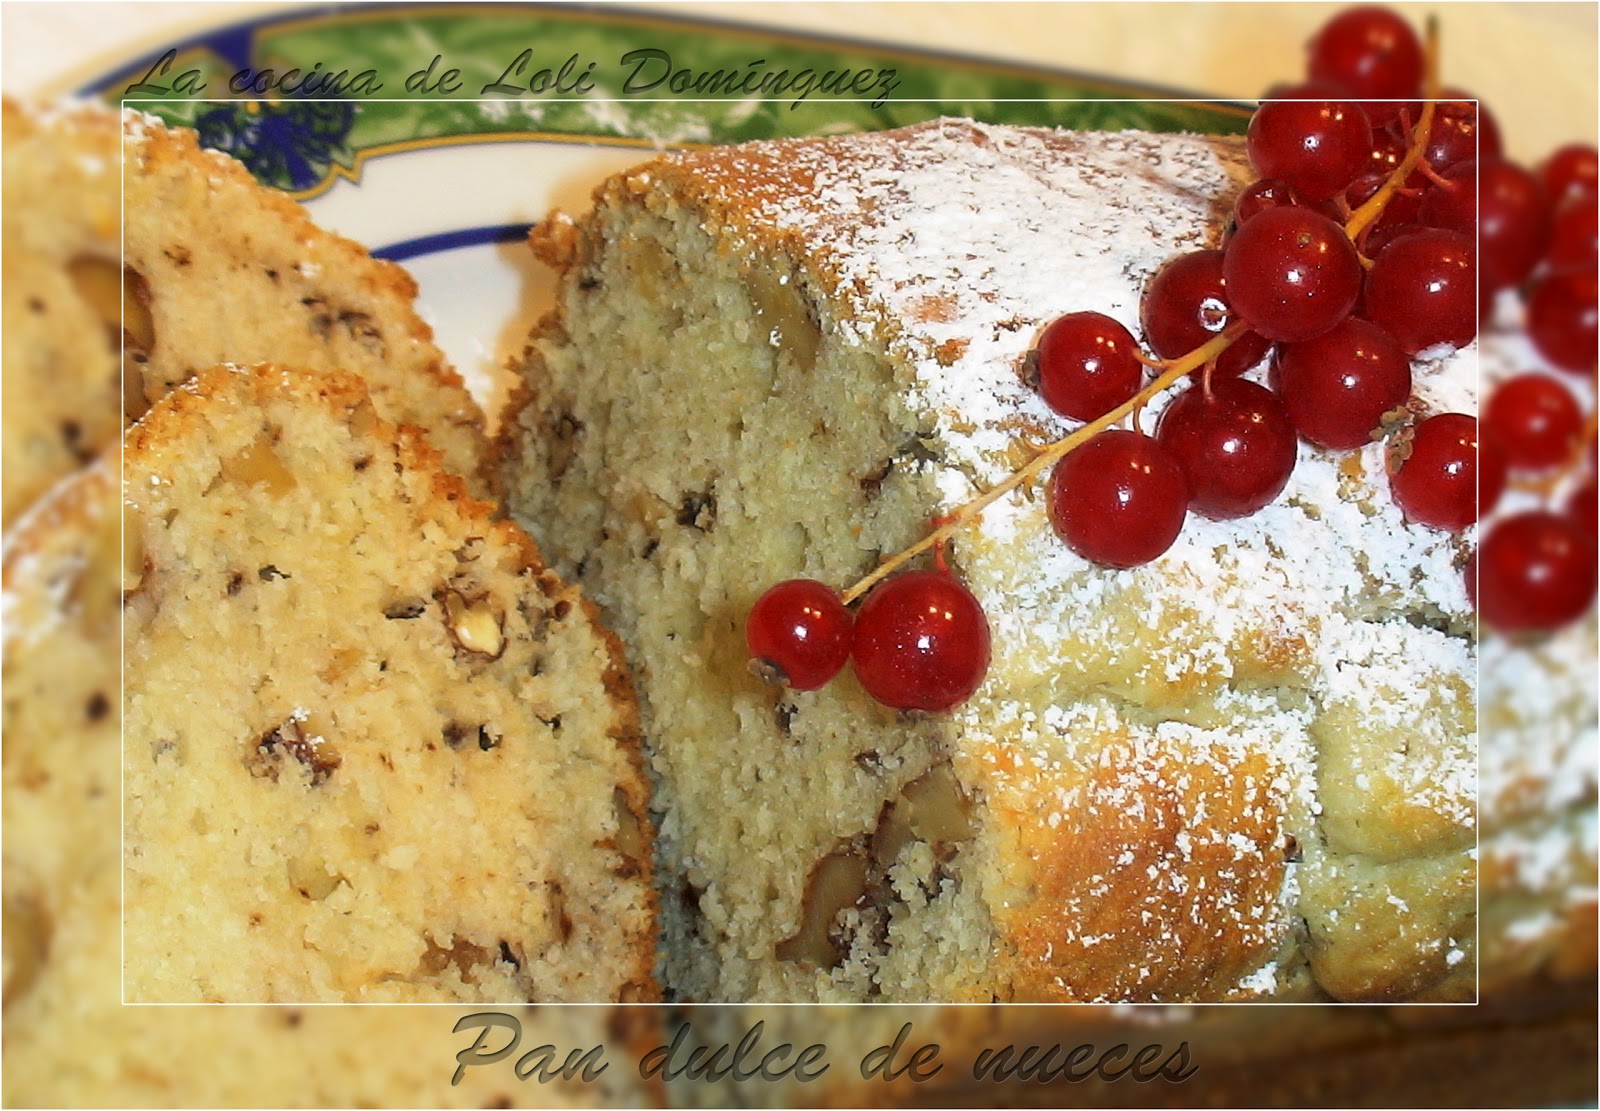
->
[4, 448, 658, 1103]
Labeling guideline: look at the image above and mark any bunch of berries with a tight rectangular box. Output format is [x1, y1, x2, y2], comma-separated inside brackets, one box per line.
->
[750, 6, 1597, 713]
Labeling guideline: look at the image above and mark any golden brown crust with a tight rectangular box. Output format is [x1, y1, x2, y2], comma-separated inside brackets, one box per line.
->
[1, 454, 115, 601]
[980, 730, 1290, 1002]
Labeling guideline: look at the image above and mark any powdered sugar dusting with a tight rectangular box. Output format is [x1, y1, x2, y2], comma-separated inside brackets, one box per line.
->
[1472, 303, 1598, 954]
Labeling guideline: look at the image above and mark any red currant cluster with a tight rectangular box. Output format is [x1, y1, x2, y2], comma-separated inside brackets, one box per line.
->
[1036, 7, 1597, 632]
[747, 7, 1598, 714]
[1296, 8, 1598, 637]
[746, 570, 990, 713]
[1474, 134, 1598, 633]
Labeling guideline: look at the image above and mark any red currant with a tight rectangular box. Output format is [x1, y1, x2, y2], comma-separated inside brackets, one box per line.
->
[746, 579, 853, 691]
[1360, 220, 1426, 261]
[1417, 162, 1477, 233]
[1388, 413, 1482, 531]
[1048, 429, 1189, 567]
[1233, 178, 1304, 234]
[1273, 317, 1412, 450]
[1346, 171, 1421, 229]
[1421, 93, 1503, 174]
[1140, 250, 1271, 378]
[1479, 161, 1552, 289]
[1248, 98, 1374, 202]
[1546, 196, 1598, 270]
[1367, 123, 1412, 175]
[1525, 268, 1599, 374]
[851, 570, 990, 712]
[1484, 374, 1583, 473]
[1421, 160, 1550, 292]
[1034, 312, 1143, 422]
[1540, 144, 1599, 205]
[1363, 228, 1477, 355]
[1307, 7, 1424, 129]
[1223, 206, 1363, 342]
[1470, 512, 1598, 634]
[1155, 378, 1297, 518]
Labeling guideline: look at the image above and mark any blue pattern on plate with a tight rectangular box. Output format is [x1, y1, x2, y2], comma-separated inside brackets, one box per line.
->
[192, 100, 357, 192]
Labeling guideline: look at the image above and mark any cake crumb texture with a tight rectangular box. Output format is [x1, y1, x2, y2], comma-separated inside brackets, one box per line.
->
[1, 98, 124, 528]
[118, 364, 654, 1003]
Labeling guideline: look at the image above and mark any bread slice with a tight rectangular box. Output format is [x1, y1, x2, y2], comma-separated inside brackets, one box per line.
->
[121, 111, 486, 480]
[1, 98, 487, 529]
[119, 364, 653, 1002]
[3, 407, 657, 1104]
[500, 120, 1478, 1003]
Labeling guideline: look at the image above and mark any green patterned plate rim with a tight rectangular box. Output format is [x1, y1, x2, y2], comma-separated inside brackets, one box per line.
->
[83, 2, 1250, 198]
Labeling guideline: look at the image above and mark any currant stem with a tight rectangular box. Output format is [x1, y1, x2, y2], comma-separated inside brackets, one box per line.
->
[1344, 15, 1441, 242]
[839, 323, 1247, 604]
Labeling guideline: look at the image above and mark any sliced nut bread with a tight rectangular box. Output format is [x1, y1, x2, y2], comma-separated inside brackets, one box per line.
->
[120, 364, 653, 1003]
[3, 432, 655, 1104]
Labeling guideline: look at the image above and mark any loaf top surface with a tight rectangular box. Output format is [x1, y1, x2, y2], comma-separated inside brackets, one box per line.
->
[578, 119, 1474, 634]
[575, 120, 1478, 785]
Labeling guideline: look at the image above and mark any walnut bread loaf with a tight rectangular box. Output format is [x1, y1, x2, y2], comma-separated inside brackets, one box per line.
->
[2, 98, 488, 530]
[500, 119, 1479, 1003]
[120, 364, 654, 1003]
